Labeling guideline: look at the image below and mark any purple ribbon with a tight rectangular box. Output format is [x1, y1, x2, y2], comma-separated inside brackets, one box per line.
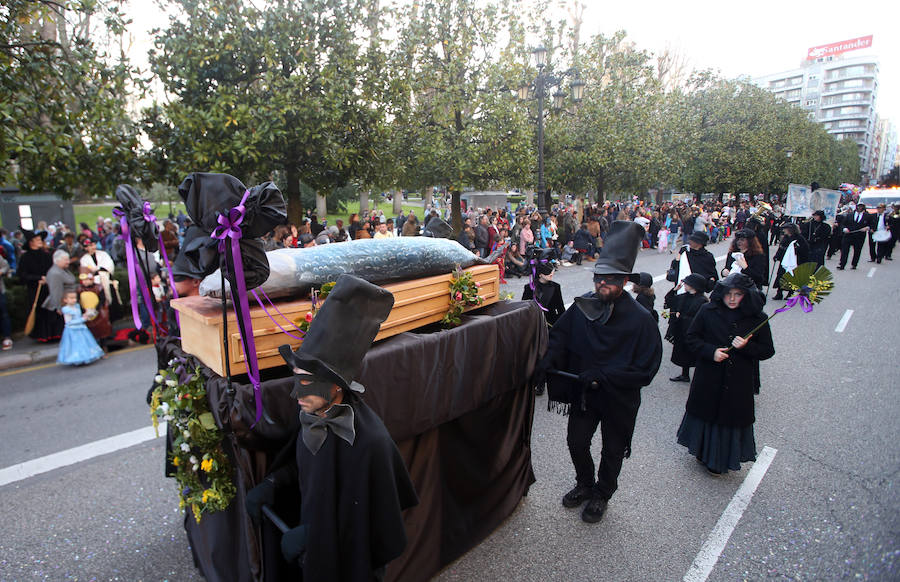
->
[212, 190, 263, 426]
[774, 294, 813, 314]
[251, 288, 306, 341]
[142, 201, 156, 226]
[113, 208, 157, 330]
[528, 258, 549, 312]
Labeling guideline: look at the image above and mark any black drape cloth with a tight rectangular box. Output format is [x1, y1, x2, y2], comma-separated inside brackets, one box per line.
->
[159, 300, 547, 582]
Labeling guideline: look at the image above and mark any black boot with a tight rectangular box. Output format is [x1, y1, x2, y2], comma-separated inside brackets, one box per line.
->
[581, 494, 609, 523]
[562, 484, 593, 508]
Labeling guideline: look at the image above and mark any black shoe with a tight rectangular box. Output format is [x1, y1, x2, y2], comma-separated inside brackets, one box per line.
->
[877, 259, 882, 264]
[669, 374, 690, 382]
[851, 265, 857, 270]
[886, 256, 893, 261]
[868, 259, 876, 262]
[534, 384, 545, 396]
[581, 496, 608, 523]
[837, 266, 844, 270]
[773, 293, 783, 300]
[562, 484, 593, 508]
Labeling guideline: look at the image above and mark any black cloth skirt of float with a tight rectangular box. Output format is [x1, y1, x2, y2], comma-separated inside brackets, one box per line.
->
[676, 412, 756, 474]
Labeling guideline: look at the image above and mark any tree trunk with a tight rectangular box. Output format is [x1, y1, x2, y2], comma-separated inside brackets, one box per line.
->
[450, 189, 462, 235]
[576, 194, 585, 225]
[392, 189, 403, 216]
[285, 166, 303, 225]
[316, 192, 327, 220]
[423, 185, 433, 209]
[525, 190, 534, 207]
[596, 169, 606, 204]
[359, 190, 370, 215]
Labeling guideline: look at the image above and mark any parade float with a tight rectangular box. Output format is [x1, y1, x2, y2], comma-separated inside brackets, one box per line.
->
[118, 174, 545, 582]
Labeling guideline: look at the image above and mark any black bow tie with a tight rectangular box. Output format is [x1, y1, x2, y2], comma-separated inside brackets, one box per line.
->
[298, 404, 356, 454]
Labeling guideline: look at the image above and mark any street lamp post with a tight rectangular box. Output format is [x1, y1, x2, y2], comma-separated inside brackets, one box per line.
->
[519, 46, 585, 216]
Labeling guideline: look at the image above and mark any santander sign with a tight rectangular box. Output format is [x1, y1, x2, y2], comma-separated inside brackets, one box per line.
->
[807, 36, 873, 60]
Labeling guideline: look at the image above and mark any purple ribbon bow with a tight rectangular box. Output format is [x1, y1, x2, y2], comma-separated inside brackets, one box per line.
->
[774, 294, 813, 314]
[212, 190, 264, 427]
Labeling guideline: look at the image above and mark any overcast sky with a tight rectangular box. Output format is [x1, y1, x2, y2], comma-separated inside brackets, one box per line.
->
[125, 0, 899, 127]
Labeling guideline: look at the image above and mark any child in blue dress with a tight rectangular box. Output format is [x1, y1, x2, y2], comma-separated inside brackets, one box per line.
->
[57, 289, 105, 366]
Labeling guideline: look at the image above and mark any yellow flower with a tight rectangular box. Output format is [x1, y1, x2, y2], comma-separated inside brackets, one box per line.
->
[201, 458, 214, 472]
[172, 456, 180, 467]
[202, 490, 209, 504]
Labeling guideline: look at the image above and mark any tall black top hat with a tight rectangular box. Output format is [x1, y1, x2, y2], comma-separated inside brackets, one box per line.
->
[593, 221, 644, 280]
[279, 275, 394, 396]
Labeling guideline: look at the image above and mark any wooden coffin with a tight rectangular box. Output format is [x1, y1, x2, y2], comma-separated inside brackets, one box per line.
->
[171, 264, 500, 376]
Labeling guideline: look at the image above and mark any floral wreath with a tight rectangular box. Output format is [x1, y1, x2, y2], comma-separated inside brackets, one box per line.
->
[150, 356, 236, 523]
[441, 266, 484, 327]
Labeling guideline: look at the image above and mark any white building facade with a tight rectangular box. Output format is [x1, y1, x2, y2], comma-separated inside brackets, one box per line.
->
[754, 54, 880, 183]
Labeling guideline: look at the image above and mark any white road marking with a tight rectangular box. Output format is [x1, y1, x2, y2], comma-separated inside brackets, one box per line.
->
[683, 446, 778, 582]
[0, 423, 166, 487]
[867, 267, 876, 278]
[835, 309, 854, 333]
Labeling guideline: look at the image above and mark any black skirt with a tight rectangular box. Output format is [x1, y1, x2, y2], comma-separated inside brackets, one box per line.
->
[676, 412, 756, 474]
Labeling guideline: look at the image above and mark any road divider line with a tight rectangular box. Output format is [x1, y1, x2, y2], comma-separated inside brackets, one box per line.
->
[0, 422, 166, 487]
[835, 309, 854, 333]
[683, 446, 778, 582]
[867, 267, 876, 278]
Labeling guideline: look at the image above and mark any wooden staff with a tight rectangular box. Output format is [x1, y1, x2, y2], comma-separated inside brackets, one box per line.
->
[24, 281, 43, 336]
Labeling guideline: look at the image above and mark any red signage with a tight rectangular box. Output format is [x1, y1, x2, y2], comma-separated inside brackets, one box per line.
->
[807, 35, 873, 60]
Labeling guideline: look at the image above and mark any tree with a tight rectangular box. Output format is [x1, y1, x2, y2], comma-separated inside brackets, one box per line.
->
[391, 0, 533, 232]
[144, 0, 389, 224]
[1, 0, 141, 197]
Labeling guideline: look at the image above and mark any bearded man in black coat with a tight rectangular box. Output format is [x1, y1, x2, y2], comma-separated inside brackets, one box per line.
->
[536, 222, 662, 524]
[247, 275, 418, 581]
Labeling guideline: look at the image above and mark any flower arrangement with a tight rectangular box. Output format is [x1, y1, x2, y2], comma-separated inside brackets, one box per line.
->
[441, 266, 484, 327]
[150, 356, 236, 523]
[294, 284, 333, 333]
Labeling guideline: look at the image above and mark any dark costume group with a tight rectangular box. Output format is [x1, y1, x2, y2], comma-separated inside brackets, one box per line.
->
[17, 230, 64, 343]
[664, 273, 709, 382]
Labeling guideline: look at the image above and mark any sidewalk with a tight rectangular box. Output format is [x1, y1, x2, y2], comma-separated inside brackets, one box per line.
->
[0, 336, 59, 371]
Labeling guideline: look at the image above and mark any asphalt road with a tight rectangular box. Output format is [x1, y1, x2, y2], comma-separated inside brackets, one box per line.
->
[1, 241, 898, 581]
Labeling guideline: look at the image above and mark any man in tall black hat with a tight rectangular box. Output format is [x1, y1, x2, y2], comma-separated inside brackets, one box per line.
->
[536, 221, 662, 524]
[246, 274, 417, 581]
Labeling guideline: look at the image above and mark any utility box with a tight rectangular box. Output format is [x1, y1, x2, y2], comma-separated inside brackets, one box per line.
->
[0, 189, 75, 231]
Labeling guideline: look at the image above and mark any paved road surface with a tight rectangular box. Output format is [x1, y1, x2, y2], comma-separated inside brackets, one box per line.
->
[2, 242, 898, 581]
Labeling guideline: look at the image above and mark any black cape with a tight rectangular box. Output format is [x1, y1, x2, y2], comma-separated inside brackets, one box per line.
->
[270, 393, 418, 581]
[542, 291, 662, 457]
[663, 289, 707, 367]
[522, 280, 565, 325]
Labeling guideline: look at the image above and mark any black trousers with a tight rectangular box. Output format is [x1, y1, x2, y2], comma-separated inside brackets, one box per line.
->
[839, 235, 864, 268]
[808, 246, 826, 269]
[567, 405, 628, 500]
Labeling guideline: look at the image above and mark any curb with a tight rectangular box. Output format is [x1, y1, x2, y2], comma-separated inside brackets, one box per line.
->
[0, 348, 59, 372]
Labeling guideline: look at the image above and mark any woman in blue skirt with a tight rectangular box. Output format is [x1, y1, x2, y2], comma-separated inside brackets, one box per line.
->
[676, 273, 775, 474]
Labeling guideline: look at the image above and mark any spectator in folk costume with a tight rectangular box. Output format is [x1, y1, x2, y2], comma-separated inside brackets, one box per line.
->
[57, 289, 105, 366]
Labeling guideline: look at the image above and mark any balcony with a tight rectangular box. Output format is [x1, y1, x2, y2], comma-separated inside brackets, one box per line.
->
[820, 96, 873, 109]
[821, 83, 874, 97]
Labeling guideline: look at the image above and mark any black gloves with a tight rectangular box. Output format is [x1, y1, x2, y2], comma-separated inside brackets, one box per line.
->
[578, 369, 604, 390]
[245, 477, 276, 526]
[280, 524, 308, 563]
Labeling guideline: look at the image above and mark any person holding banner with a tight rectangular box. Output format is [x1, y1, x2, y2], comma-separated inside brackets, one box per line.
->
[772, 223, 809, 300]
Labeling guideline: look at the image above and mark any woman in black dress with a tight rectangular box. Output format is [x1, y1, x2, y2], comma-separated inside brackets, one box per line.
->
[773, 222, 810, 300]
[676, 273, 775, 474]
[664, 273, 708, 382]
[721, 229, 768, 290]
[522, 254, 565, 326]
[17, 229, 64, 342]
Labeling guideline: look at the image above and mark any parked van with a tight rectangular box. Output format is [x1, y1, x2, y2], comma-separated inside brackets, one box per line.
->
[858, 188, 900, 209]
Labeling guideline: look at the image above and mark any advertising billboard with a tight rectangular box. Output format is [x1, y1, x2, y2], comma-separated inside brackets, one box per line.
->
[807, 35, 873, 60]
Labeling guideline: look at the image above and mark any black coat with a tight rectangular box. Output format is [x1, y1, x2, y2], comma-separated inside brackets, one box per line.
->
[773, 234, 810, 290]
[522, 279, 566, 325]
[664, 289, 707, 367]
[543, 292, 662, 457]
[801, 219, 832, 250]
[635, 292, 658, 323]
[270, 395, 418, 581]
[723, 252, 767, 289]
[676, 247, 718, 291]
[685, 302, 775, 427]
